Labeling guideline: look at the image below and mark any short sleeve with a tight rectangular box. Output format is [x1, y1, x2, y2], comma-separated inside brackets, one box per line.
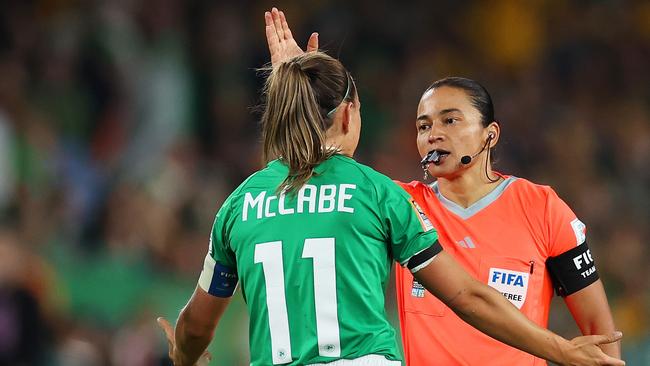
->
[545, 188, 587, 257]
[544, 187, 600, 296]
[198, 197, 239, 297]
[379, 182, 440, 265]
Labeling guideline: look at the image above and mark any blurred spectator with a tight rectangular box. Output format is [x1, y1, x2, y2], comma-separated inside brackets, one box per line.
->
[0, 231, 51, 365]
[0, 111, 15, 212]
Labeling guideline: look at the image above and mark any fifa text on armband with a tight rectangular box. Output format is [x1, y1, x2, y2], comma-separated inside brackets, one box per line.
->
[573, 249, 596, 278]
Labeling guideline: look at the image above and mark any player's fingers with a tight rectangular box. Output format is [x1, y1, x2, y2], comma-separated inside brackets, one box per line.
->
[156, 317, 174, 344]
[203, 350, 212, 361]
[197, 351, 212, 366]
[307, 32, 319, 52]
[279, 10, 293, 40]
[271, 7, 285, 41]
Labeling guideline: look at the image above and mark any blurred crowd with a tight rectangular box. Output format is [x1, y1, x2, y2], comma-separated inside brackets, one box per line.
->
[0, 0, 648, 365]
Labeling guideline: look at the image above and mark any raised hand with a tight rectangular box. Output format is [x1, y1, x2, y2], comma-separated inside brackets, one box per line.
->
[265, 7, 318, 67]
[157, 317, 212, 366]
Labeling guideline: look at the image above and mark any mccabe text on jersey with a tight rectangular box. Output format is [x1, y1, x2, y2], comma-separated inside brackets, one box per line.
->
[242, 184, 357, 221]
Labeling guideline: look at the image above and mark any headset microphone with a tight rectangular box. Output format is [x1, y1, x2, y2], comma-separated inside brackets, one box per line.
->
[460, 133, 494, 165]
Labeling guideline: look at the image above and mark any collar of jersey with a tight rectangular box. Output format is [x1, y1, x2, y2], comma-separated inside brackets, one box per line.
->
[428, 176, 518, 220]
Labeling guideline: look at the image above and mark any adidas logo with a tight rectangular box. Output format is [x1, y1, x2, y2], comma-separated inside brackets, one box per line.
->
[457, 236, 477, 248]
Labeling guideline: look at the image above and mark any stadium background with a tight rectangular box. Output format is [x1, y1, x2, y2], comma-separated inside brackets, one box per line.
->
[0, 0, 648, 365]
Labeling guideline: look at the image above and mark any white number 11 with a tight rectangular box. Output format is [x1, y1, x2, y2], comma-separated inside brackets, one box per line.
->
[254, 238, 340, 365]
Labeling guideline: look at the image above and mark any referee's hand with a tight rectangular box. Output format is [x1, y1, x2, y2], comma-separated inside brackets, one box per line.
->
[265, 7, 318, 67]
[564, 331, 625, 366]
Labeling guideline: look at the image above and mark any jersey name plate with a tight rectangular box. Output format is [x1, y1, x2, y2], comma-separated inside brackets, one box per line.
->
[242, 184, 356, 221]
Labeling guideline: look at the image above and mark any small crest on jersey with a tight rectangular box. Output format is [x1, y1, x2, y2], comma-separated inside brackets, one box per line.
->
[571, 218, 586, 245]
[411, 200, 434, 232]
[411, 280, 425, 298]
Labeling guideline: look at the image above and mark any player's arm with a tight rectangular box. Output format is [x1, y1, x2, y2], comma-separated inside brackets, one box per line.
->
[158, 193, 239, 365]
[159, 247, 239, 365]
[175, 287, 230, 363]
[565, 281, 620, 358]
[158, 286, 230, 366]
[412, 250, 624, 366]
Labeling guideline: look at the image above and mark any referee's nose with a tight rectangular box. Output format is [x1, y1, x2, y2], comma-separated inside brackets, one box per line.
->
[427, 124, 445, 143]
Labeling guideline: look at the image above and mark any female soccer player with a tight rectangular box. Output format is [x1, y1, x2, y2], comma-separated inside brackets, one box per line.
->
[395, 78, 621, 366]
[156, 8, 624, 366]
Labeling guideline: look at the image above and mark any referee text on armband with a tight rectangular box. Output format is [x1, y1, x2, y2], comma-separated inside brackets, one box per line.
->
[242, 184, 357, 221]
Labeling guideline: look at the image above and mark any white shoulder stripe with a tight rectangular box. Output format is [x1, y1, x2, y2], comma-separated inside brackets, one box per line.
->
[198, 254, 217, 293]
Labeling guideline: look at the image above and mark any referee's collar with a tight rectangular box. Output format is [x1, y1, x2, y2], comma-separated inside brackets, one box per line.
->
[428, 176, 518, 220]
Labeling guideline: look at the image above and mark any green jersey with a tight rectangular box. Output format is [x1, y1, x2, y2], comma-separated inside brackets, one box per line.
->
[198, 155, 440, 365]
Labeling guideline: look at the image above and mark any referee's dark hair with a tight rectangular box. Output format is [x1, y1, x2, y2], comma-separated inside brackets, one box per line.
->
[425, 77, 498, 163]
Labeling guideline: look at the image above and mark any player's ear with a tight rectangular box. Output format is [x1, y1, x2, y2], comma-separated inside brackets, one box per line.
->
[341, 102, 352, 134]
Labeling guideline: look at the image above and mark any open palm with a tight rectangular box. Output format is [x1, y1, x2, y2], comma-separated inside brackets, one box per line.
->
[265, 7, 318, 66]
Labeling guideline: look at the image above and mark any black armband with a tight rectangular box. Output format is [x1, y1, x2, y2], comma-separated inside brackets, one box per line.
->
[546, 242, 599, 297]
[407, 240, 443, 273]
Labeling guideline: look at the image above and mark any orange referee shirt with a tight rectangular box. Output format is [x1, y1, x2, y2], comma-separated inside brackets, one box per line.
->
[395, 175, 587, 366]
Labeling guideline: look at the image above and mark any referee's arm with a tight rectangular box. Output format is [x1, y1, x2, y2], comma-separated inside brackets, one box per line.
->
[564, 280, 620, 358]
[412, 250, 624, 366]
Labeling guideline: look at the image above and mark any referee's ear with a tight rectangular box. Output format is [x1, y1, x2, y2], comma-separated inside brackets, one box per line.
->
[486, 121, 500, 146]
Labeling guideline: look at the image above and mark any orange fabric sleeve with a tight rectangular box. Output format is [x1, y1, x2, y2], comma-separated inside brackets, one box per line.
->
[544, 187, 586, 257]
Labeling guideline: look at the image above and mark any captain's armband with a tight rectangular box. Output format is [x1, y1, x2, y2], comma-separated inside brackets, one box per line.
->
[198, 255, 239, 297]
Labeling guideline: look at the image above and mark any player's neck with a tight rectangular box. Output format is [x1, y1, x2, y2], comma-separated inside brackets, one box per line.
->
[436, 165, 503, 208]
[325, 136, 354, 157]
